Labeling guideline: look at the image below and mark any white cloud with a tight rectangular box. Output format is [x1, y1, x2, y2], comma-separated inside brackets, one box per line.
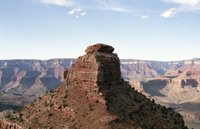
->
[109, 7, 127, 12]
[41, 0, 87, 17]
[40, 0, 127, 18]
[141, 15, 150, 19]
[162, 0, 200, 18]
[68, 8, 87, 17]
[41, 0, 73, 6]
[68, 8, 81, 15]
[80, 12, 87, 16]
[166, 0, 200, 6]
[161, 7, 177, 18]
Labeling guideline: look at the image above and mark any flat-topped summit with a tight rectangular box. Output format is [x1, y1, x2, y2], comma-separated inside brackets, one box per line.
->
[85, 43, 114, 54]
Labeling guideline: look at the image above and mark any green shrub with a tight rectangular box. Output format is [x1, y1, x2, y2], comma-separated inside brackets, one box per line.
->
[5, 112, 15, 121]
[44, 101, 49, 107]
[89, 104, 94, 111]
[64, 93, 68, 99]
[63, 103, 68, 107]
[30, 102, 35, 107]
[48, 112, 54, 117]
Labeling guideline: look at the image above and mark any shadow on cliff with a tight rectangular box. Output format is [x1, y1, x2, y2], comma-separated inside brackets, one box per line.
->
[141, 80, 168, 97]
[99, 79, 146, 118]
[0, 102, 22, 112]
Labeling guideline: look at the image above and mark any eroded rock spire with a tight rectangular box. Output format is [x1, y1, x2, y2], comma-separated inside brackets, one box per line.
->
[66, 43, 121, 87]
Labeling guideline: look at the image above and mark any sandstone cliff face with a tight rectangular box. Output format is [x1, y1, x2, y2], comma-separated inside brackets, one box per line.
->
[0, 44, 188, 129]
[171, 68, 200, 87]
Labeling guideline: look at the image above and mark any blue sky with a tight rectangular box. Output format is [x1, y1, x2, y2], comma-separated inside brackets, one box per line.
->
[0, 0, 200, 61]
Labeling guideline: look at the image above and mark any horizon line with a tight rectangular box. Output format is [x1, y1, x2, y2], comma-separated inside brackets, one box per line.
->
[0, 57, 199, 62]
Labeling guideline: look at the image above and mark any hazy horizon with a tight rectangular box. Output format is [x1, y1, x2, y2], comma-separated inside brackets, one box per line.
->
[0, 0, 200, 61]
[0, 57, 200, 62]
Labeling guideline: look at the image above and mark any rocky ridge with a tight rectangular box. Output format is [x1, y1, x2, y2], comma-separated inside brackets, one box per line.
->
[0, 43, 187, 129]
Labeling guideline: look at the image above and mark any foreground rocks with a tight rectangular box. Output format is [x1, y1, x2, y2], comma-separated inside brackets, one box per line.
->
[0, 43, 188, 129]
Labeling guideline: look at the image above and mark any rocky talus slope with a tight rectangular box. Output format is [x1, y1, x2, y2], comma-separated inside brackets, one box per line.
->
[0, 43, 187, 129]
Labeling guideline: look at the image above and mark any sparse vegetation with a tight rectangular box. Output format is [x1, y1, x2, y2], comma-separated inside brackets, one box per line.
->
[30, 101, 35, 107]
[89, 104, 94, 111]
[44, 101, 49, 107]
[63, 91, 68, 99]
[5, 112, 15, 121]
[63, 103, 68, 107]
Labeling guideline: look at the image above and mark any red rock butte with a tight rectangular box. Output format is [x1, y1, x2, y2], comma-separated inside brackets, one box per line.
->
[66, 43, 121, 88]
